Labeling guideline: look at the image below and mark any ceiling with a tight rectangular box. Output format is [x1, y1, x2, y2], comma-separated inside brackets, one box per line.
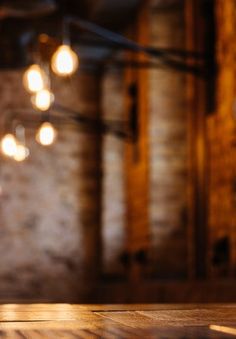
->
[0, 0, 141, 69]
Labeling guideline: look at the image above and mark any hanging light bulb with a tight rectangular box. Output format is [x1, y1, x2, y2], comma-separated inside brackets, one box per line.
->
[36, 122, 57, 146]
[51, 44, 79, 76]
[13, 124, 29, 162]
[31, 89, 54, 111]
[1, 133, 17, 157]
[14, 144, 30, 162]
[23, 64, 46, 93]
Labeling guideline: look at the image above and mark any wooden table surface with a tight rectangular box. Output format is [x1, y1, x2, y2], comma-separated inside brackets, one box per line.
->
[0, 304, 236, 338]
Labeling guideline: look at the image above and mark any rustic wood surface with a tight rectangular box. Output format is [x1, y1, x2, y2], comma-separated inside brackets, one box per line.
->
[0, 304, 235, 337]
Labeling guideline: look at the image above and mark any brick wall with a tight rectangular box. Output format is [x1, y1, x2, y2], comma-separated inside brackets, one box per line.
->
[0, 0, 220, 302]
[100, 2, 190, 280]
[0, 71, 101, 301]
[101, 69, 126, 276]
[147, 3, 189, 278]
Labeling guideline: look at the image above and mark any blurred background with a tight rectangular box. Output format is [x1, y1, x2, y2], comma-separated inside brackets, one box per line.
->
[0, 0, 234, 303]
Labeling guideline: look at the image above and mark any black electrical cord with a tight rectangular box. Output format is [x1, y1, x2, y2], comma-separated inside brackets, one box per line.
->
[67, 16, 205, 75]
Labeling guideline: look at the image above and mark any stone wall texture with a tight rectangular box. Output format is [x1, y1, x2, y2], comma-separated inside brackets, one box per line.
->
[99, 3, 189, 280]
[101, 69, 126, 276]
[0, 3, 191, 302]
[148, 5, 188, 278]
[0, 71, 101, 301]
[0, 1, 206, 301]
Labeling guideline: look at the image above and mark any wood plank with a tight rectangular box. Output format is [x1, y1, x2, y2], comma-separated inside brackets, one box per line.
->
[0, 326, 233, 338]
[1, 303, 236, 314]
[0, 304, 235, 338]
[138, 308, 236, 326]
[96, 311, 170, 328]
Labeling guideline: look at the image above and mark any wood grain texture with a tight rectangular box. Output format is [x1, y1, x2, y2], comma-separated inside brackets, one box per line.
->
[207, 0, 236, 279]
[0, 304, 235, 338]
[124, 2, 150, 256]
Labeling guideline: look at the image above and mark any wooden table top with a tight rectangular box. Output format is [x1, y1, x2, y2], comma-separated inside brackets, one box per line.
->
[0, 303, 236, 338]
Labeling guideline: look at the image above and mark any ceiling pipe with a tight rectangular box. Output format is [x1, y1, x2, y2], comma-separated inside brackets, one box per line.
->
[0, 0, 57, 19]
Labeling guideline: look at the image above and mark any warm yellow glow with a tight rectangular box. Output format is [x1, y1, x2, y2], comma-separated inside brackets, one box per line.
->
[36, 122, 57, 146]
[23, 64, 45, 93]
[14, 144, 30, 162]
[31, 89, 54, 111]
[1, 134, 17, 157]
[210, 325, 236, 336]
[51, 44, 79, 76]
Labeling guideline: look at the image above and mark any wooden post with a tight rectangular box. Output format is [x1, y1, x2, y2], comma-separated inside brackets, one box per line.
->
[77, 72, 103, 301]
[124, 3, 150, 285]
[185, 0, 209, 278]
[208, 0, 236, 278]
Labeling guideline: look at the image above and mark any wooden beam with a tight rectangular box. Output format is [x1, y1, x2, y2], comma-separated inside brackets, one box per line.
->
[185, 0, 209, 278]
[124, 3, 150, 284]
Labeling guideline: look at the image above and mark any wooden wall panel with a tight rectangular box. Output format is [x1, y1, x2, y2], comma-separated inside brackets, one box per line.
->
[124, 3, 150, 282]
[207, 0, 236, 277]
[185, 0, 208, 278]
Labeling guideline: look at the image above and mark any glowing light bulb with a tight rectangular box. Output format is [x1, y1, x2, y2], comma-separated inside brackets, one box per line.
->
[14, 144, 30, 162]
[23, 64, 45, 93]
[51, 44, 79, 76]
[36, 122, 57, 146]
[31, 89, 54, 111]
[1, 134, 17, 157]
